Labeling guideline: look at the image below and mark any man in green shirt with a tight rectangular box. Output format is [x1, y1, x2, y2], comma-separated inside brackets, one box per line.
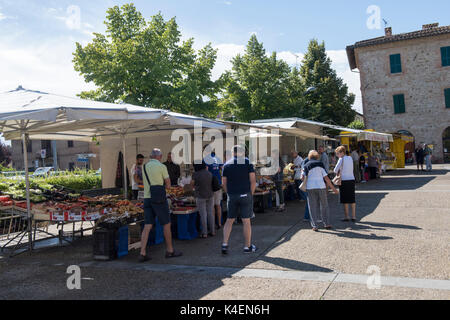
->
[139, 148, 182, 262]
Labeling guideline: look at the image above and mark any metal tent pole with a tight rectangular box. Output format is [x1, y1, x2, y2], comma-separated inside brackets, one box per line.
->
[21, 132, 33, 252]
[121, 134, 128, 200]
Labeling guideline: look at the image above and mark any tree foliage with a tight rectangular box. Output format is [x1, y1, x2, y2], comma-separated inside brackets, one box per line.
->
[348, 120, 365, 130]
[219, 35, 306, 122]
[300, 39, 356, 126]
[0, 140, 11, 167]
[73, 4, 220, 117]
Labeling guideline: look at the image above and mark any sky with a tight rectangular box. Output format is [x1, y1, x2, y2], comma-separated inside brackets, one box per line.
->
[1, 0, 450, 144]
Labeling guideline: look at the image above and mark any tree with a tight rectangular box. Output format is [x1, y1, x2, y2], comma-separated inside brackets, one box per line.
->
[73, 4, 220, 117]
[300, 39, 356, 126]
[348, 120, 365, 130]
[219, 35, 303, 122]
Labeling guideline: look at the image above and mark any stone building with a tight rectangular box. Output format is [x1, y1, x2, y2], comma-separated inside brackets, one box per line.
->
[11, 139, 100, 171]
[347, 23, 450, 163]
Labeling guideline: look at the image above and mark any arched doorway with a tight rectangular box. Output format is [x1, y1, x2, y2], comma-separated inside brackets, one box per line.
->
[398, 130, 415, 165]
[443, 127, 450, 163]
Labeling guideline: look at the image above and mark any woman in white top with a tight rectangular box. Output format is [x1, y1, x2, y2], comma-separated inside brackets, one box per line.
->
[301, 150, 338, 232]
[334, 146, 356, 222]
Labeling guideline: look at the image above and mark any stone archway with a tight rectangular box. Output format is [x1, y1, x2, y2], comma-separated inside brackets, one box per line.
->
[398, 130, 415, 165]
[443, 127, 450, 163]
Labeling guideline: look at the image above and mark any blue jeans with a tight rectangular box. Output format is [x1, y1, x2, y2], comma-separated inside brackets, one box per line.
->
[295, 180, 310, 220]
[301, 190, 310, 220]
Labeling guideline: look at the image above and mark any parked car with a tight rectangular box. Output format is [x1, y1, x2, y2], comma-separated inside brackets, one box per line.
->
[32, 167, 55, 177]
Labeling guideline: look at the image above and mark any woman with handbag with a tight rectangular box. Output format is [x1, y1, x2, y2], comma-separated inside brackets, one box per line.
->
[301, 150, 339, 232]
[334, 146, 357, 222]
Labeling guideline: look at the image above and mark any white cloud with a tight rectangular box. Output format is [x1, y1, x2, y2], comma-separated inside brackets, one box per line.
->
[0, 39, 96, 98]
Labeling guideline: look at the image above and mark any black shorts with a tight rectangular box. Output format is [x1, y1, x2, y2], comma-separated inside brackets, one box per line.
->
[339, 180, 356, 204]
[227, 193, 253, 219]
[417, 158, 424, 165]
[144, 198, 171, 226]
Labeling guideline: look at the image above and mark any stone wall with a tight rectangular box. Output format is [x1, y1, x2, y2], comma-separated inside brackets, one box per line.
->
[355, 33, 450, 163]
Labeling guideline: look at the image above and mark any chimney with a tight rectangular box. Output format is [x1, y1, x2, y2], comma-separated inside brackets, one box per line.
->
[422, 23, 439, 30]
[385, 27, 392, 37]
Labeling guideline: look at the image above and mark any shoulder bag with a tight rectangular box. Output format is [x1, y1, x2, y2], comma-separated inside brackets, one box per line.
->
[332, 157, 343, 186]
[143, 164, 167, 204]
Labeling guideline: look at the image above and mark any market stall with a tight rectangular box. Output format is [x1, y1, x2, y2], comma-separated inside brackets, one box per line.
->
[339, 129, 394, 173]
[0, 87, 225, 256]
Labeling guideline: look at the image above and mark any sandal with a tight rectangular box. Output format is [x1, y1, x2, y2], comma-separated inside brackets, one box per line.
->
[325, 225, 333, 230]
[200, 234, 208, 239]
[341, 218, 350, 222]
[165, 250, 183, 258]
[312, 228, 319, 232]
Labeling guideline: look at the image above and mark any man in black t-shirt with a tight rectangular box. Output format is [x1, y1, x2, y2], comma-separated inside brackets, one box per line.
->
[221, 145, 257, 255]
[415, 145, 425, 172]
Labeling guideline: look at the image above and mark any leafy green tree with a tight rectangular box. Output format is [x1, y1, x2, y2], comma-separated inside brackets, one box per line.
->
[300, 39, 356, 126]
[73, 4, 219, 117]
[219, 35, 302, 122]
[348, 120, 365, 130]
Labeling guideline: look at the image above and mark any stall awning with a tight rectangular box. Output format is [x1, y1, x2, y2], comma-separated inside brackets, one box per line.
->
[340, 130, 394, 143]
[0, 87, 226, 141]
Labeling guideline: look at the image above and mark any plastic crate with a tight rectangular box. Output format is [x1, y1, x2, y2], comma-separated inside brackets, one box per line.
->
[93, 228, 116, 261]
[116, 226, 129, 258]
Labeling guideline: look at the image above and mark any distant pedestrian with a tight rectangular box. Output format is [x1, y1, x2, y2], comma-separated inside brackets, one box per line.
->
[271, 150, 286, 212]
[334, 146, 357, 222]
[351, 149, 361, 183]
[359, 153, 367, 182]
[221, 146, 257, 254]
[191, 162, 215, 238]
[301, 150, 339, 231]
[415, 145, 425, 172]
[204, 152, 224, 229]
[424, 144, 433, 172]
[131, 154, 144, 200]
[368, 154, 378, 180]
[291, 150, 304, 201]
[318, 146, 330, 173]
[139, 149, 182, 262]
[163, 152, 181, 186]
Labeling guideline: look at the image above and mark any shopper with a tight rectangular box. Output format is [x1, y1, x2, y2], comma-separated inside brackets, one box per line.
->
[221, 145, 257, 254]
[301, 150, 339, 231]
[368, 154, 378, 180]
[318, 146, 330, 173]
[163, 152, 181, 186]
[139, 149, 182, 262]
[415, 145, 425, 172]
[359, 152, 367, 183]
[204, 152, 224, 229]
[191, 162, 215, 238]
[291, 150, 304, 201]
[334, 146, 357, 222]
[300, 156, 326, 222]
[424, 144, 433, 172]
[271, 150, 286, 212]
[351, 149, 361, 183]
[131, 154, 144, 200]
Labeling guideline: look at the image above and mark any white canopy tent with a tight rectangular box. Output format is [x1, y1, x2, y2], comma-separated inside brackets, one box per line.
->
[0, 87, 226, 253]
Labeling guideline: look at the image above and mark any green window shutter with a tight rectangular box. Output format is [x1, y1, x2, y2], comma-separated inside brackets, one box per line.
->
[445, 89, 450, 108]
[390, 54, 402, 73]
[393, 94, 406, 114]
[442, 47, 450, 67]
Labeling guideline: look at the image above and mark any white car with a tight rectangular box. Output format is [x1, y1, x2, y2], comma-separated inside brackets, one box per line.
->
[32, 167, 55, 177]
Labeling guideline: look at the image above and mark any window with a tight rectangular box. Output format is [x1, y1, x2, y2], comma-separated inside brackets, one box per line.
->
[68, 140, 74, 148]
[393, 94, 406, 114]
[445, 88, 450, 109]
[390, 54, 402, 73]
[21, 140, 32, 153]
[441, 46, 450, 67]
[41, 140, 52, 155]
